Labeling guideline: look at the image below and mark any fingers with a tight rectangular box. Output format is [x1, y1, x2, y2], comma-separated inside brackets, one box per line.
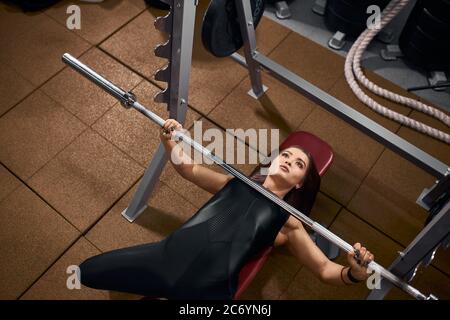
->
[162, 119, 182, 137]
[364, 252, 374, 268]
[163, 119, 178, 131]
[359, 247, 367, 265]
[347, 243, 375, 281]
[347, 243, 359, 269]
[350, 243, 373, 268]
[352, 242, 361, 261]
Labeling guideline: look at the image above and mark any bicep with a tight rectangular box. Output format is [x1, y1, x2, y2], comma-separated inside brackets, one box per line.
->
[184, 164, 233, 194]
[286, 226, 329, 279]
[274, 232, 288, 247]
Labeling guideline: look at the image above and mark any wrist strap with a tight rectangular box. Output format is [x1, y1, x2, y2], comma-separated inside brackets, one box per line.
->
[340, 267, 351, 285]
[347, 267, 362, 283]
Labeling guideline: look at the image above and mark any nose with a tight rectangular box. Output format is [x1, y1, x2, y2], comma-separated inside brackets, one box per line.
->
[284, 159, 291, 166]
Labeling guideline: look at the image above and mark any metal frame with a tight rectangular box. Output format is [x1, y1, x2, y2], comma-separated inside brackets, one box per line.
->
[61, 53, 438, 300]
[121, 0, 198, 222]
[81, 0, 448, 299]
[234, 0, 450, 300]
[230, 0, 449, 300]
[367, 200, 449, 299]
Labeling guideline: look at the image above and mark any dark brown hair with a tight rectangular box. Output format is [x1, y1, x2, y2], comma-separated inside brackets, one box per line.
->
[250, 145, 321, 216]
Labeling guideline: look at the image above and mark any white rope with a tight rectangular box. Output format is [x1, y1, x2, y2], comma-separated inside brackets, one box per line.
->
[344, 0, 450, 144]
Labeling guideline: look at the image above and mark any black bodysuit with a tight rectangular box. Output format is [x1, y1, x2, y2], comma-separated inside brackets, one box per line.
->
[79, 178, 290, 299]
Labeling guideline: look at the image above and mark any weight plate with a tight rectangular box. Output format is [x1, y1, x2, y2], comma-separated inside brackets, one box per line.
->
[201, 0, 265, 57]
[423, 0, 450, 24]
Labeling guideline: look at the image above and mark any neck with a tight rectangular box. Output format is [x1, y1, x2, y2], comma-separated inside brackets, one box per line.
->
[262, 175, 291, 199]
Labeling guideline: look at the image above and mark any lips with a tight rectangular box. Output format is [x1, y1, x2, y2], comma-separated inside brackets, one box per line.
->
[280, 164, 289, 173]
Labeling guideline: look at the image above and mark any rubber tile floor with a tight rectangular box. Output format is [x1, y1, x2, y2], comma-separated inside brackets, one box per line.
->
[0, 1, 448, 300]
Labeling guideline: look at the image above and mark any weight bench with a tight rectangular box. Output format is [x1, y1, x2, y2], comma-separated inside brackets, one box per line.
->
[234, 130, 334, 299]
[63, 53, 444, 300]
[139, 130, 334, 300]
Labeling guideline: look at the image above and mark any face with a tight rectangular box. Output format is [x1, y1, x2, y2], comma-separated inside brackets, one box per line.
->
[267, 147, 310, 189]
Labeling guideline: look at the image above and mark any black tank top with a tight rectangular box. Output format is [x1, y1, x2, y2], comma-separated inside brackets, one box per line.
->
[162, 177, 290, 299]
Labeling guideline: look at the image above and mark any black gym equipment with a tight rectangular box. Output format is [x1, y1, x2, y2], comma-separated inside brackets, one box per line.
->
[144, 0, 170, 11]
[2, 0, 61, 11]
[399, 0, 450, 71]
[423, 0, 450, 25]
[202, 0, 266, 57]
[324, 0, 390, 37]
[408, 82, 450, 92]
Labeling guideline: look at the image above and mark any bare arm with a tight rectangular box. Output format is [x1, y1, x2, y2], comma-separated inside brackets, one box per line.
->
[285, 223, 374, 286]
[160, 119, 233, 194]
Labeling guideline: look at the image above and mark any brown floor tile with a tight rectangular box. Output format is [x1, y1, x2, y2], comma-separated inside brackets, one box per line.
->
[190, 16, 289, 114]
[328, 71, 411, 133]
[188, 60, 246, 116]
[386, 266, 450, 300]
[0, 62, 34, 116]
[309, 192, 341, 228]
[330, 210, 403, 265]
[397, 110, 450, 165]
[20, 237, 110, 300]
[159, 163, 215, 209]
[239, 247, 300, 300]
[208, 74, 316, 152]
[0, 9, 90, 86]
[298, 107, 384, 205]
[42, 47, 142, 126]
[189, 15, 290, 115]
[348, 149, 435, 247]
[46, 0, 142, 45]
[28, 129, 144, 232]
[0, 90, 87, 180]
[432, 247, 450, 278]
[101, 5, 289, 116]
[242, 17, 291, 56]
[0, 164, 21, 202]
[92, 80, 201, 166]
[280, 209, 402, 299]
[0, 185, 79, 299]
[100, 9, 169, 80]
[86, 180, 198, 252]
[268, 32, 344, 91]
[347, 95, 449, 247]
[184, 5, 288, 115]
[159, 117, 258, 208]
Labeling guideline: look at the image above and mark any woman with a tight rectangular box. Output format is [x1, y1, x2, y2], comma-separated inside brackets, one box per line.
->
[79, 119, 374, 299]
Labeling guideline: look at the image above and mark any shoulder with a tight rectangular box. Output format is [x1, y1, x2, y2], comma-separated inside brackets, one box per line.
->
[282, 215, 302, 231]
[273, 216, 303, 247]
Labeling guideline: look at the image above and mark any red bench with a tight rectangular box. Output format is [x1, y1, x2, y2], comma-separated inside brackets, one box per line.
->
[234, 131, 334, 299]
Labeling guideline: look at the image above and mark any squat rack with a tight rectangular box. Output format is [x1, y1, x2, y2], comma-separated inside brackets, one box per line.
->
[111, 0, 448, 300]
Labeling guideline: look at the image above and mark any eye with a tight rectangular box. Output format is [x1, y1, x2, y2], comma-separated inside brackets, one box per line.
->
[296, 161, 303, 169]
[282, 152, 289, 158]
